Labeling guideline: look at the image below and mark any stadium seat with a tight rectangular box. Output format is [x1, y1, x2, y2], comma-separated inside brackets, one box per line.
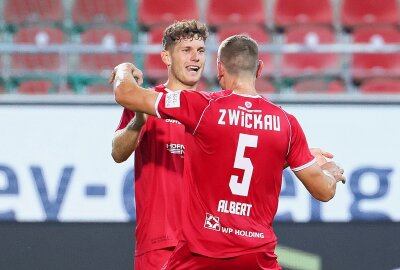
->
[281, 26, 340, 76]
[17, 80, 54, 94]
[274, 0, 333, 28]
[138, 0, 199, 28]
[72, 0, 128, 25]
[11, 26, 64, 72]
[86, 83, 113, 94]
[359, 79, 400, 94]
[78, 26, 134, 74]
[293, 79, 345, 93]
[206, 0, 266, 27]
[256, 78, 276, 94]
[144, 27, 167, 78]
[341, 0, 399, 28]
[4, 0, 64, 27]
[352, 26, 400, 79]
[215, 25, 273, 76]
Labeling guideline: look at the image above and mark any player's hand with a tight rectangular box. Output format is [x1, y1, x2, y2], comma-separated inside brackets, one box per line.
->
[109, 62, 144, 86]
[321, 161, 346, 184]
[310, 148, 334, 167]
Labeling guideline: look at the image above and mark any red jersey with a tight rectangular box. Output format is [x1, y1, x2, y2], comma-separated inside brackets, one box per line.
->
[156, 90, 315, 258]
[116, 85, 185, 255]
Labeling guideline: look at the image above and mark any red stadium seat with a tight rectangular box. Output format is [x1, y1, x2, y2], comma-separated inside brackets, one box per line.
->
[341, 0, 399, 28]
[79, 27, 133, 73]
[138, 0, 199, 27]
[86, 83, 113, 94]
[4, 0, 64, 26]
[256, 78, 276, 94]
[352, 26, 400, 79]
[215, 25, 273, 76]
[293, 79, 345, 93]
[72, 0, 128, 25]
[207, 0, 266, 26]
[12, 26, 64, 71]
[144, 27, 166, 78]
[281, 26, 339, 76]
[274, 0, 333, 28]
[359, 79, 400, 94]
[18, 80, 53, 94]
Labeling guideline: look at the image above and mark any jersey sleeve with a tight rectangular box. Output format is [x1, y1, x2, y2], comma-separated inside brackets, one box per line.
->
[286, 113, 316, 171]
[115, 108, 136, 131]
[155, 90, 210, 133]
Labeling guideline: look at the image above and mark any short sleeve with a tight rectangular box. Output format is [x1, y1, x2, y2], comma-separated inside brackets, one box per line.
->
[115, 108, 136, 131]
[156, 90, 210, 133]
[286, 113, 316, 171]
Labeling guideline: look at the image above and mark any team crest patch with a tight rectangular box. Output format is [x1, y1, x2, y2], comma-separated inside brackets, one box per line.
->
[245, 101, 252, 108]
[165, 92, 181, 108]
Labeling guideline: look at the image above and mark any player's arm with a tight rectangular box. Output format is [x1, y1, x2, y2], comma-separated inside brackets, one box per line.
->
[294, 161, 345, 202]
[111, 112, 147, 163]
[110, 62, 159, 116]
[283, 148, 334, 168]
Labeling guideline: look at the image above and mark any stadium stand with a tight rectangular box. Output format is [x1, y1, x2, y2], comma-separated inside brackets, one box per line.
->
[17, 79, 54, 94]
[77, 26, 133, 73]
[3, 0, 64, 30]
[0, 0, 400, 95]
[215, 25, 273, 76]
[273, 0, 333, 29]
[143, 27, 166, 79]
[293, 79, 345, 93]
[206, 0, 266, 27]
[255, 78, 277, 94]
[351, 26, 400, 80]
[138, 0, 199, 28]
[72, 0, 129, 26]
[11, 26, 64, 72]
[340, 0, 399, 29]
[280, 26, 340, 77]
[359, 79, 400, 94]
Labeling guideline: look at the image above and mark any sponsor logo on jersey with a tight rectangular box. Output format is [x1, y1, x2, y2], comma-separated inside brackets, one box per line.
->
[166, 143, 184, 155]
[165, 119, 182, 125]
[204, 213, 221, 231]
[165, 92, 181, 108]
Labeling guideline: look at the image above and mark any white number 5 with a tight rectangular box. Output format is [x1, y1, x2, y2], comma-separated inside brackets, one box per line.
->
[229, 133, 258, 196]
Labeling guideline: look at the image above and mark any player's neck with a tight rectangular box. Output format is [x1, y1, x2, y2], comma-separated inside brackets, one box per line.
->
[224, 77, 258, 96]
[164, 79, 197, 92]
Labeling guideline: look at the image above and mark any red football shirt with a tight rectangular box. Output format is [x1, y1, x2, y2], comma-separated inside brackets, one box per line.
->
[156, 90, 315, 258]
[116, 85, 185, 255]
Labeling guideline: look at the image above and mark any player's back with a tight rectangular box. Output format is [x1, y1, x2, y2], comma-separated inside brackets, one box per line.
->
[182, 91, 313, 258]
[156, 89, 314, 259]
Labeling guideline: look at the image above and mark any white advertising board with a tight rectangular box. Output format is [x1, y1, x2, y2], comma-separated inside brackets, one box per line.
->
[0, 103, 398, 222]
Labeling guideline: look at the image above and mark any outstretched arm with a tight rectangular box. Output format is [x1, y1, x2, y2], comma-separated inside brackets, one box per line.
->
[110, 62, 159, 116]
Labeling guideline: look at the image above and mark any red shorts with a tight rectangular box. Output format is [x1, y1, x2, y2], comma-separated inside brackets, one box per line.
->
[162, 241, 282, 270]
[135, 247, 175, 270]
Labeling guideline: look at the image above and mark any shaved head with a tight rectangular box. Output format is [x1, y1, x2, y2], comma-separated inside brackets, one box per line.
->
[218, 35, 259, 75]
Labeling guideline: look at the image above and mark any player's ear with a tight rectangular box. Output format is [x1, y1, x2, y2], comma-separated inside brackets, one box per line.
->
[256, 60, 264, 78]
[217, 59, 224, 78]
[161, 50, 171, 66]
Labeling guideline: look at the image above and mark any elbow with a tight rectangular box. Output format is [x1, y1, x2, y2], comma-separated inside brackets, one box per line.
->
[111, 150, 127, 163]
[314, 189, 335, 202]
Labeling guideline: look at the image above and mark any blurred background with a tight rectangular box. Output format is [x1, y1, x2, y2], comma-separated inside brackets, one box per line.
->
[0, 0, 399, 269]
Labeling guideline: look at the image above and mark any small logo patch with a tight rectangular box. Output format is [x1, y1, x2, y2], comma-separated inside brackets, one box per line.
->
[165, 92, 181, 108]
[204, 213, 221, 231]
[245, 101, 252, 109]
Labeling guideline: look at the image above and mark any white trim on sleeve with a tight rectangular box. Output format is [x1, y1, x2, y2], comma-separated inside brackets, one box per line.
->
[291, 158, 316, 172]
[154, 92, 163, 118]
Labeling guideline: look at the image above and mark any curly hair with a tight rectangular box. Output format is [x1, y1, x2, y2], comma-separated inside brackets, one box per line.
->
[162, 20, 209, 50]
